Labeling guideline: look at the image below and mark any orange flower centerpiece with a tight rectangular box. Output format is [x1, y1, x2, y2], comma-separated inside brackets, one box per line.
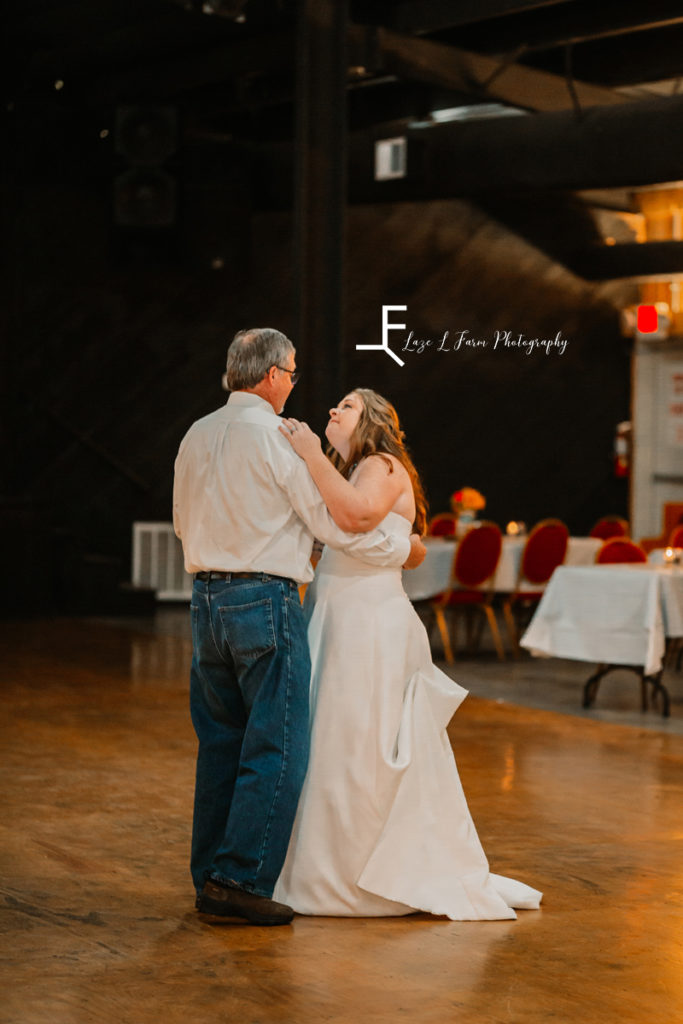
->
[451, 487, 486, 538]
[451, 487, 486, 514]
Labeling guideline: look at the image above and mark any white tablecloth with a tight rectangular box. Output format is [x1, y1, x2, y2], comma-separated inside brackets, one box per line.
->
[520, 564, 683, 676]
[402, 535, 602, 602]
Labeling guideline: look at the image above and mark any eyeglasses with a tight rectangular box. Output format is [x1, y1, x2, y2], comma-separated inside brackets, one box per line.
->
[275, 366, 300, 385]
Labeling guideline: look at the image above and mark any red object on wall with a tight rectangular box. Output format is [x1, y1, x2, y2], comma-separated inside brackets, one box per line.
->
[637, 305, 658, 333]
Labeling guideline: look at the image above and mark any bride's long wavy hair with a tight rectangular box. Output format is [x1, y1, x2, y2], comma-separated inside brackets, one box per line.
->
[327, 388, 428, 536]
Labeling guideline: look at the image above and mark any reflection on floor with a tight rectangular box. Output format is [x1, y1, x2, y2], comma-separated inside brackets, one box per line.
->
[1, 612, 682, 1023]
[447, 657, 683, 735]
[114, 605, 683, 734]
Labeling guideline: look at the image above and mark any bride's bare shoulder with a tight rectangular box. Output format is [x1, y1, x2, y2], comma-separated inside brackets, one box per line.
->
[354, 454, 411, 503]
[358, 452, 407, 477]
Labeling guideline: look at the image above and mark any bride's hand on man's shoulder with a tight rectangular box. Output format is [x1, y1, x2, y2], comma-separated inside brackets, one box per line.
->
[278, 418, 322, 459]
[404, 533, 427, 570]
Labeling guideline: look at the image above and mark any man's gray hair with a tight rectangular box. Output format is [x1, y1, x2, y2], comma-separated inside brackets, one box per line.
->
[223, 327, 295, 391]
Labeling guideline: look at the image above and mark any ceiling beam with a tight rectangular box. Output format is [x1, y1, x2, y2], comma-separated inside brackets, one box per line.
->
[547, 24, 683, 89]
[578, 189, 638, 213]
[349, 25, 627, 113]
[390, 0, 573, 35]
[443, 0, 683, 56]
[566, 241, 683, 280]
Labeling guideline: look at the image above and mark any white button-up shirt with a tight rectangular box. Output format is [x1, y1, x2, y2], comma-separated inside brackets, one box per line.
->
[173, 392, 411, 583]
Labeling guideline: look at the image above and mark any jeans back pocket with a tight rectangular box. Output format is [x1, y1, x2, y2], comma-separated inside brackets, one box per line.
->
[217, 596, 276, 671]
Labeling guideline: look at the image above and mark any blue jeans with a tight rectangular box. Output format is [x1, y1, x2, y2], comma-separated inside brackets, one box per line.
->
[189, 574, 311, 898]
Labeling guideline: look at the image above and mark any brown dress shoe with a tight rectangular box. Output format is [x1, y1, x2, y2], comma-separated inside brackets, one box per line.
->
[197, 879, 294, 925]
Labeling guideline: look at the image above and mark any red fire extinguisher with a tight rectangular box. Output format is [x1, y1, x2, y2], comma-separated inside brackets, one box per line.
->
[614, 421, 631, 478]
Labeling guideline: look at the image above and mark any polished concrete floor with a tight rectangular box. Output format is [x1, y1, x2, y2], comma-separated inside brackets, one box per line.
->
[2, 611, 683, 1023]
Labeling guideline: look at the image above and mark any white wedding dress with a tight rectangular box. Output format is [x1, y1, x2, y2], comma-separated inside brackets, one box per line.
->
[273, 511, 542, 920]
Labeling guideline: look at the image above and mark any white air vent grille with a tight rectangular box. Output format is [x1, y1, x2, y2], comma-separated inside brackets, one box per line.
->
[132, 522, 192, 600]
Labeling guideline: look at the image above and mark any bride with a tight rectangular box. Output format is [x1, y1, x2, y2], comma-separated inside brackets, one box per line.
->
[273, 388, 542, 920]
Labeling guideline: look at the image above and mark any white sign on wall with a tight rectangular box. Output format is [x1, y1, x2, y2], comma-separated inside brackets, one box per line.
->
[374, 137, 407, 180]
[667, 365, 683, 447]
[631, 342, 683, 540]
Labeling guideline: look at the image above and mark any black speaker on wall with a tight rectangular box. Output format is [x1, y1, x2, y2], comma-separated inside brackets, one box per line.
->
[114, 167, 177, 228]
[113, 105, 178, 228]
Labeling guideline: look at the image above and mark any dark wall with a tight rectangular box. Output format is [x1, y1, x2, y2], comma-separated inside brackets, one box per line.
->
[3, 167, 255, 610]
[2, 175, 632, 612]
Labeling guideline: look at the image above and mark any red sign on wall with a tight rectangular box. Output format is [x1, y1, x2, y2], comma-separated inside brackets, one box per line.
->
[637, 305, 658, 333]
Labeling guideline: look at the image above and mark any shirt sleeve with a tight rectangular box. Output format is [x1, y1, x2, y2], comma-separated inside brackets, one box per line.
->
[271, 435, 411, 568]
[172, 431, 192, 540]
[172, 448, 184, 539]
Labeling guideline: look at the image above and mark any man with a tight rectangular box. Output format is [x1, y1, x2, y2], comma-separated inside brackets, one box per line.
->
[173, 327, 425, 926]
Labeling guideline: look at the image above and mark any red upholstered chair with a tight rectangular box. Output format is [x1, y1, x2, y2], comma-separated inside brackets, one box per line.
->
[589, 516, 629, 541]
[503, 518, 569, 656]
[430, 522, 504, 663]
[669, 525, 683, 548]
[595, 538, 647, 564]
[427, 513, 458, 537]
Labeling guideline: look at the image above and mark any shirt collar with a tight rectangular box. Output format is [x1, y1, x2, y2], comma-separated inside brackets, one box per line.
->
[227, 391, 277, 416]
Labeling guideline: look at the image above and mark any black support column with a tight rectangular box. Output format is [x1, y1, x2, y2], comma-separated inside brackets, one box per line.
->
[294, 0, 348, 428]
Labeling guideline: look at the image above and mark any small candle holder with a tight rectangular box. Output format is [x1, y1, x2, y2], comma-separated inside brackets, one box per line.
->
[664, 547, 681, 565]
[506, 521, 526, 537]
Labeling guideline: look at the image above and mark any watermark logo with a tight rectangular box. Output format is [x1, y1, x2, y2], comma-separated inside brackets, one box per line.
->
[356, 305, 570, 366]
[355, 305, 407, 367]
